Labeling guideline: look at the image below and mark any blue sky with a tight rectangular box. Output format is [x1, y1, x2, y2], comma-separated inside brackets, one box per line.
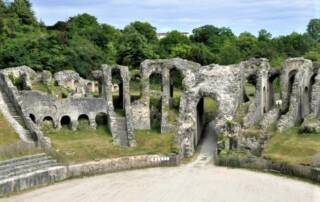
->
[26, 0, 320, 36]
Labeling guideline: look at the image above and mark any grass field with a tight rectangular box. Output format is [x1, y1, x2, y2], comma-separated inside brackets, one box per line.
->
[263, 128, 320, 165]
[43, 121, 176, 164]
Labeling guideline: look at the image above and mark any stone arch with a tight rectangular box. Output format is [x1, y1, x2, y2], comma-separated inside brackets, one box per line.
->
[111, 68, 124, 112]
[195, 93, 220, 148]
[268, 71, 281, 109]
[29, 114, 36, 123]
[169, 67, 183, 110]
[42, 116, 55, 128]
[243, 74, 257, 102]
[130, 74, 141, 103]
[78, 114, 90, 127]
[149, 72, 163, 131]
[95, 112, 110, 133]
[60, 115, 71, 129]
[285, 70, 298, 112]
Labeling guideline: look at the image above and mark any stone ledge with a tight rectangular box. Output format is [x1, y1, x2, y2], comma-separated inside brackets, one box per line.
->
[0, 154, 180, 197]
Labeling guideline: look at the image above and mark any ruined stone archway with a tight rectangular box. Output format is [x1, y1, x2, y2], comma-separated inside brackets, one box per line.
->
[60, 115, 71, 129]
[78, 114, 90, 128]
[42, 116, 55, 129]
[195, 95, 220, 149]
[111, 68, 124, 113]
[149, 72, 163, 131]
[95, 112, 110, 134]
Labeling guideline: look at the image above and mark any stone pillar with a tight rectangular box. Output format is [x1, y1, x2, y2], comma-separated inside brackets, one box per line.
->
[89, 118, 97, 129]
[161, 68, 171, 133]
[71, 120, 78, 131]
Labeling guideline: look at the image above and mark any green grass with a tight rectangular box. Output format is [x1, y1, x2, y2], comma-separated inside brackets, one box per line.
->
[0, 112, 20, 146]
[0, 112, 42, 160]
[204, 97, 219, 122]
[244, 82, 256, 100]
[263, 128, 320, 165]
[234, 103, 250, 126]
[32, 81, 70, 98]
[43, 121, 176, 164]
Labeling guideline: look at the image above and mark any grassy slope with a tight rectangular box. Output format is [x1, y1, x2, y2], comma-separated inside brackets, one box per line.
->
[0, 112, 20, 146]
[0, 113, 41, 160]
[44, 122, 176, 164]
[263, 128, 320, 165]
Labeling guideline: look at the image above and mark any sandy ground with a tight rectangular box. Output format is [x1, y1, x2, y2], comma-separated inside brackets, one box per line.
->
[2, 123, 320, 202]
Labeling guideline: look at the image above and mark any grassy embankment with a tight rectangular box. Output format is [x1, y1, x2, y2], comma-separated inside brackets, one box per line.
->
[0, 113, 41, 160]
[263, 128, 320, 165]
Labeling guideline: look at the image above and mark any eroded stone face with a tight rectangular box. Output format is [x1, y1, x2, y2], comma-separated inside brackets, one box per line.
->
[1, 57, 318, 156]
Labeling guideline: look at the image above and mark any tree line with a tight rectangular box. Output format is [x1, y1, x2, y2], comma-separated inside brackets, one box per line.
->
[0, 0, 320, 77]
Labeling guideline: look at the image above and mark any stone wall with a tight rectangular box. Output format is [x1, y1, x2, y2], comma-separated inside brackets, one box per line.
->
[0, 154, 180, 197]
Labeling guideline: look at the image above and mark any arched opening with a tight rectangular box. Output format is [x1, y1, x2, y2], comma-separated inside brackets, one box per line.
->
[309, 74, 317, 114]
[243, 74, 256, 102]
[41, 116, 55, 130]
[149, 72, 162, 131]
[60, 116, 71, 129]
[196, 96, 219, 145]
[29, 114, 36, 123]
[130, 74, 141, 102]
[111, 68, 124, 115]
[95, 112, 110, 134]
[168, 68, 183, 124]
[269, 73, 281, 109]
[78, 114, 90, 129]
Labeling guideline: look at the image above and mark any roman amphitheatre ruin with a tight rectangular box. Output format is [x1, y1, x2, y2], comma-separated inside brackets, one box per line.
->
[0, 57, 320, 201]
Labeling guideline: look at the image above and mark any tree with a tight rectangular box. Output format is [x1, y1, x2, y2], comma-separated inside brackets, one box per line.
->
[258, 29, 272, 41]
[159, 31, 191, 56]
[307, 19, 320, 41]
[9, 0, 36, 25]
[117, 27, 156, 68]
[218, 40, 241, 65]
[237, 32, 258, 59]
[127, 21, 158, 43]
[0, 0, 6, 13]
[187, 43, 217, 65]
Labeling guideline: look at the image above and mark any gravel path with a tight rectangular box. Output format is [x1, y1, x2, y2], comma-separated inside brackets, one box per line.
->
[3, 123, 320, 202]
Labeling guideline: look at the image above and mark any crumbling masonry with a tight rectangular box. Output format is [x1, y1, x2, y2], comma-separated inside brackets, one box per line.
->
[0, 57, 319, 157]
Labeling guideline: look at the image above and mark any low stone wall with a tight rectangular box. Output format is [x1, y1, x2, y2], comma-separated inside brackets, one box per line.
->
[67, 154, 180, 177]
[0, 154, 180, 197]
[216, 156, 320, 183]
[0, 166, 67, 197]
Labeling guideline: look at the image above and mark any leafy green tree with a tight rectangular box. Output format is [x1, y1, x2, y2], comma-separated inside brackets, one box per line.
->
[128, 21, 158, 43]
[9, 0, 36, 25]
[187, 43, 217, 65]
[258, 29, 272, 41]
[237, 32, 258, 59]
[218, 40, 241, 65]
[159, 31, 191, 56]
[0, 0, 6, 13]
[307, 19, 320, 41]
[117, 27, 156, 68]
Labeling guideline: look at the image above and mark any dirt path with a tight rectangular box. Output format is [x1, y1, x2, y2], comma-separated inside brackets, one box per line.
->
[2, 125, 320, 202]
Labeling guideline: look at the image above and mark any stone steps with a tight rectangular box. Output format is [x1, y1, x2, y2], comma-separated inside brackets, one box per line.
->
[0, 153, 59, 181]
